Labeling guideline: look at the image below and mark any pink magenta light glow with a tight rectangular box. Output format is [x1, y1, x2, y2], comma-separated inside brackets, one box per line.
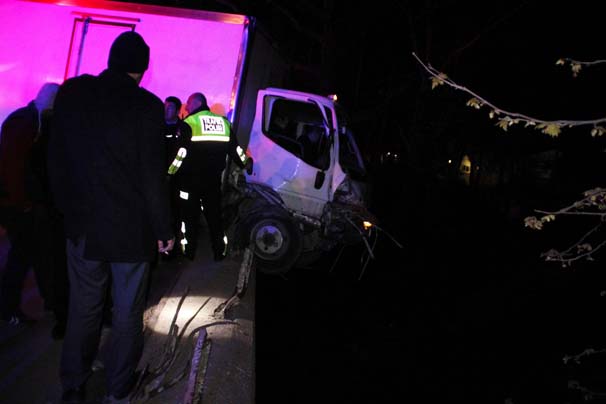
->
[0, 0, 247, 125]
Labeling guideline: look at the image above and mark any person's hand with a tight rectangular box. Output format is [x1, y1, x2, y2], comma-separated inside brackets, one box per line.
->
[158, 238, 175, 255]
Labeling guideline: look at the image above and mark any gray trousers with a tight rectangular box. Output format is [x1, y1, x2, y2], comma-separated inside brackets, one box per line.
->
[60, 237, 149, 398]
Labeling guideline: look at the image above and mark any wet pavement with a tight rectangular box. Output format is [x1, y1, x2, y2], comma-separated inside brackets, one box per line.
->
[0, 231, 254, 404]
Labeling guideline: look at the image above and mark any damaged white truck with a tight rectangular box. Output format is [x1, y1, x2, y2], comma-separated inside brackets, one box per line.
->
[224, 88, 375, 273]
[0, 0, 376, 274]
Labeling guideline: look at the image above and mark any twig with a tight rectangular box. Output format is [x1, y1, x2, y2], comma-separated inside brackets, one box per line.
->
[132, 294, 212, 402]
[568, 379, 606, 400]
[535, 210, 606, 218]
[350, 211, 403, 249]
[370, 223, 404, 249]
[358, 229, 378, 280]
[563, 347, 606, 364]
[329, 245, 345, 273]
[558, 58, 606, 67]
[412, 52, 606, 129]
[344, 216, 375, 260]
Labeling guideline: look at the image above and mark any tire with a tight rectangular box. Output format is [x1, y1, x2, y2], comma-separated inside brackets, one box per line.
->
[242, 211, 303, 274]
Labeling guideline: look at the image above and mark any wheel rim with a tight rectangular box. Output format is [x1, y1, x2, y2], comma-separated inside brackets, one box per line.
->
[251, 219, 288, 260]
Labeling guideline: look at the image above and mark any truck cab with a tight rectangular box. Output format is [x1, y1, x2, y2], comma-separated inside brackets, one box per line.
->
[224, 88, 374, 273]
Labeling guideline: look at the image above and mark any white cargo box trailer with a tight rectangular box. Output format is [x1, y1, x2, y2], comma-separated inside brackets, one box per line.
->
[0, 0, 285, 145]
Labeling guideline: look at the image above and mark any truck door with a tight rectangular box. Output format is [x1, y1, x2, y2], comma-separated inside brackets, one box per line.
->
[245, 91, 333, 219]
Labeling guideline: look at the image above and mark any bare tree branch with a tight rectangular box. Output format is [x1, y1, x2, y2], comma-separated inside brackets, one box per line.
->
[412, 52, 606, 136]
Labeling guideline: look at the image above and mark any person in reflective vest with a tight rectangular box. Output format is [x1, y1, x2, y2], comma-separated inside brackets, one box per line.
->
[168, 92, 238, 261]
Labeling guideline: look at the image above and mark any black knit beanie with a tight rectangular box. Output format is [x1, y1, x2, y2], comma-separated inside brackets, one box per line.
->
[108, 31, 150, 73]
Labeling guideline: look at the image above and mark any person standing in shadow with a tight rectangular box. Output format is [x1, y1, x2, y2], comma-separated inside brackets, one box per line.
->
[0, 82, 60, 326]
[25, 105, 69, 339]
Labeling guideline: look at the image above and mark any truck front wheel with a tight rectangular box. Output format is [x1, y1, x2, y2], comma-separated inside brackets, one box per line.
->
[244, 212, 303, 274]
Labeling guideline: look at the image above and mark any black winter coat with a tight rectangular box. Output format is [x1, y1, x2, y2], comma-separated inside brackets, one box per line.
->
[48, 69, 173, 262]
[0, 102, 38, 209]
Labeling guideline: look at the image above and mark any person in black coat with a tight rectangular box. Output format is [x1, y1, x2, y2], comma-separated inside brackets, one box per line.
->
[25, 107, 70, 339]
[0, 83, 59, 326]
[48, 31, 174, 404]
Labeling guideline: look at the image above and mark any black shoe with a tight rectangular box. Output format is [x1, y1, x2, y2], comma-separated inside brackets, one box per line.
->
[62, 387, 85, 403]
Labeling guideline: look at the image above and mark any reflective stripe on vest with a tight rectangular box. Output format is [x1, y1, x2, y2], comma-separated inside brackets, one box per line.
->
[236, 145, 247, 163]
[184, 110, 230, 143]
[191, 135, 229, 142]
[168, 147, 187, 175]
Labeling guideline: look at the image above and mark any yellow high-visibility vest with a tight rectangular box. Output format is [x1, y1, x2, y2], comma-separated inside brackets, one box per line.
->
[184, 110, 230, 143]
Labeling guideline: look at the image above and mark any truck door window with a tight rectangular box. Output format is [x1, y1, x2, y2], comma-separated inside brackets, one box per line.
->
[335, 106, 366, 179]
[339, 129, 367, 180]
[263, 97, 330, 170]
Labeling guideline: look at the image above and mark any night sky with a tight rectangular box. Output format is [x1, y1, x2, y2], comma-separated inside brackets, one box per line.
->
[127, 2, 606, 402]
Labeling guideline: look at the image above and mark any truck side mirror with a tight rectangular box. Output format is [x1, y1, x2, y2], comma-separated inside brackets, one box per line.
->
[314, 170, 325, 189]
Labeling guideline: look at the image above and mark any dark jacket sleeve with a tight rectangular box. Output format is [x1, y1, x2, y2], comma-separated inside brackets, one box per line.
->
[227, 120, 246, 169]
[47, 86, 69, 216]
[176, 121, 192, 154]
[0, 105, 37, 208]
[138, 92, 174, 241]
